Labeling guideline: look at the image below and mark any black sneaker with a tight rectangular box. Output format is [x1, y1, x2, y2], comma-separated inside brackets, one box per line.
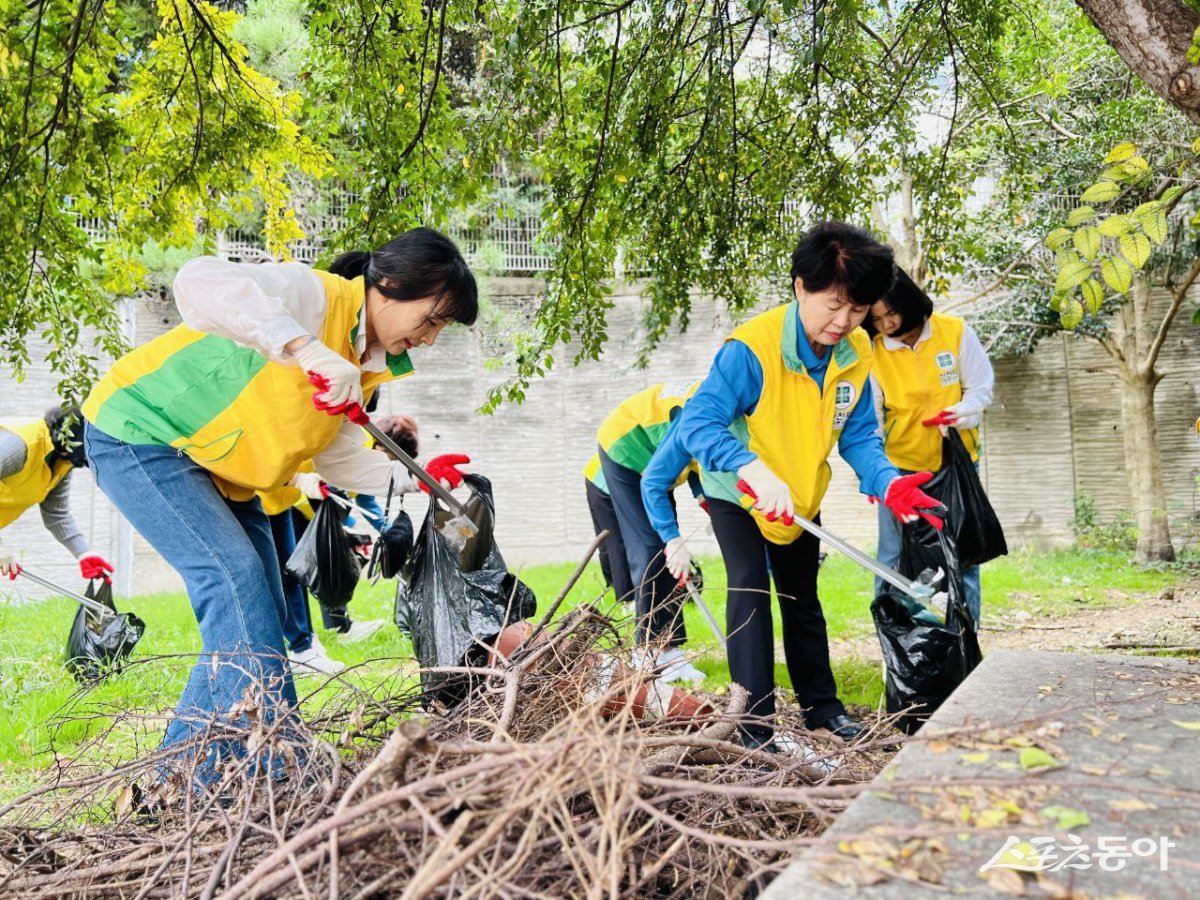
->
[818, 713, 867, 742]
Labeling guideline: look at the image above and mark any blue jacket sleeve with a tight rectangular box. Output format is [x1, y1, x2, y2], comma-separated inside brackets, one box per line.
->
[640, 425, 693, 543]
[675, 341, 762, 473]
[837, 378, 899, 499]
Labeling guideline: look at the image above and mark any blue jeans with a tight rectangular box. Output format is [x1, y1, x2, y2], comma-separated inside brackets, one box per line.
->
[598, 448, 687, 647]
[876, 490, 982, 630]
[349, 494, 387, 532]
[84, 422, 300, 786]
[269, 511, 314, 653]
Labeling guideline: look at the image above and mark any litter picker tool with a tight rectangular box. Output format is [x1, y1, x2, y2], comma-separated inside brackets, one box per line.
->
[736, 481, 947, 606]
[344, 405, 479, 548]
[681, 578, 727, 650]
[18, 568, 114, 618]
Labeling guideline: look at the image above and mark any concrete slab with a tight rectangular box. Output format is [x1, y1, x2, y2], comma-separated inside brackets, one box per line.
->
[764, 650, 1200, 898]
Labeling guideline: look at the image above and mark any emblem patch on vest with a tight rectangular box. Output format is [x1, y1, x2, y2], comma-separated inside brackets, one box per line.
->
[936, 351, 959, 386]
[833, 380, 856, 430]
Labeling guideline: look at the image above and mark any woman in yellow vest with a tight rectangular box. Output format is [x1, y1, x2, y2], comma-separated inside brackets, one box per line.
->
[670, 223, 942, 752]
[595, 381, 706, 684]
[82, 228, 476, 789]
[0, 406, 113, 582]
[865, 267, 994, 628]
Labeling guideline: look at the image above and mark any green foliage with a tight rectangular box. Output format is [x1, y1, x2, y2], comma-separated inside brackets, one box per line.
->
[959, 2, 1200, 356]
[1072, 493, 1138, 552]
[0, 0, 323, 401]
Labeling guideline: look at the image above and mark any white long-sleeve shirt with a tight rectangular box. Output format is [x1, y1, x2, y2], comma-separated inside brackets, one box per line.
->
[871, 317, 995, 430]
[172, 258, 413, 496]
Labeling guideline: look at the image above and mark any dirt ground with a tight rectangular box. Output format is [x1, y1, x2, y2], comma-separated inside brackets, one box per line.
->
[832, 574, 1200, 665]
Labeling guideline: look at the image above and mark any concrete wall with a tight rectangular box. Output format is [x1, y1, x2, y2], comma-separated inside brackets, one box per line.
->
[3, 278, 1199, 601]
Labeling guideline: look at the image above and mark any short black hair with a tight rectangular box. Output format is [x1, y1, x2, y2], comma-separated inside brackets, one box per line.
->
[328, 227, 478, 327]
[43, 404, 86, 467]
[790, 221, 895, 307]
[863, 266, 934, 338]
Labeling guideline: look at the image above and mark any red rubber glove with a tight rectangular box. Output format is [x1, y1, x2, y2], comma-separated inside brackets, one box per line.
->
[883, 472, 944, 530]
[421, 454, 471, 492]
[306, 372, 367, 421]
[736, 479, 795, 527]
[79, 553, 114, 584]
[921, 410, 958, 428]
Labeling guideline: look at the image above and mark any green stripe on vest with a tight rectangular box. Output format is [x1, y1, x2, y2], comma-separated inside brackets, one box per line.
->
[91, 335, 269, 447]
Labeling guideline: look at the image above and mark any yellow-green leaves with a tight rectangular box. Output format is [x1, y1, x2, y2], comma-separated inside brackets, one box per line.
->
[1101, 257, 1133, 293]
[1081, 279, 1104, 313]
[1045, 228, 1072, 251]
[1102, 141, 1137, 164]
[1119, 232, 1152, 269]
[1073, 226, 1100, 261]
[1080, 181, 1120, 203]
[1019, 747, 1060, 771]
[1097, 214, 1131, 237]
[1066, 206, 1095, 226]
[1055, 256, 1091, 292]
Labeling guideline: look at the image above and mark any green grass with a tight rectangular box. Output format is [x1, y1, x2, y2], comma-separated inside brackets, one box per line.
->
[0, 546, 1186, 795]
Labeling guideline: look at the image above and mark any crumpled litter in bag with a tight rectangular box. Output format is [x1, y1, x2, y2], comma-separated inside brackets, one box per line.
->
[286, 498, 363, 609]
[403, 474, 537, 700]
[872, 528, 982, 734]
[65, 579, 146, 684]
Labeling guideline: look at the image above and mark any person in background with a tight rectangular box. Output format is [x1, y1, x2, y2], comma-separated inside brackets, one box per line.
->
[864, 267, 995, 629]
[667, 222, 943, 751]
[1, 405, 113, 584]
[289, 414, 422, 645]
[596, 381, 707, 685]
[583, 452, 635, 605]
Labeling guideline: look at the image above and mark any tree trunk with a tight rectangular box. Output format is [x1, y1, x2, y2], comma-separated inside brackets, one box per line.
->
[1119, 371, 1176, 562]
[1105, 277, 1176, 562]
[1076, 0, 1200, 124]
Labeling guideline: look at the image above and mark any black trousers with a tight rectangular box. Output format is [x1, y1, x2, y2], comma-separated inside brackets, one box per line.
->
[708, 497, 845, 739]
[598, 450, 686, 647]
[585, 479, 635, 603]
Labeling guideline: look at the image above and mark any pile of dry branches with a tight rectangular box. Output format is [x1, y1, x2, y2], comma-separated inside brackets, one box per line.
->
[0, 589, 895, 898]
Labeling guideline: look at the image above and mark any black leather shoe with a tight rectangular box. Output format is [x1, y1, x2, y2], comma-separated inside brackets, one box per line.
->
[819, 713, 867, 742]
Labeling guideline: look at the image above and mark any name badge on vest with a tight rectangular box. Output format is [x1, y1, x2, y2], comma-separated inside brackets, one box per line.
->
[833, 380, 857, 430]
[936, 350, 960, 386]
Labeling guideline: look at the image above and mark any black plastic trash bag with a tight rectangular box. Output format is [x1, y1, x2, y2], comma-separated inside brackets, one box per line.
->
[913, 430, 1007, 568]
[872, 528, 982, 734]
[374, 508, 415, 580]
[286, 498, 363, 610]
[65, 579, 146, 684]
[404, 474, 536, 700]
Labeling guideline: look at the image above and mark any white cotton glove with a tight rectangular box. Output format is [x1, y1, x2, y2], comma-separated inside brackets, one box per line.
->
[0, 537, 19, 579]
[388, 462, 421, 495]
[736, 458, 794, 525]
[664, 536, 692, 581]
[289, 471, 329, 500]
[946, 401, 982, 431]
[294, 338, 364, 412]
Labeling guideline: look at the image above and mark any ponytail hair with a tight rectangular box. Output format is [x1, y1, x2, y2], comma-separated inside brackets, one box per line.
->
[329, 228, 478, 326]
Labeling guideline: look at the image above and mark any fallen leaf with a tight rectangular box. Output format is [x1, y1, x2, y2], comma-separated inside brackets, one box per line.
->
[1019, 747, 1060, 771]
[1040, 805, 1091, 830]
[1169, 721, 1200, 731]
[1108, 799, 1156, 811]
[962, 752, 990, 764]
[986, 866, 1028, 895]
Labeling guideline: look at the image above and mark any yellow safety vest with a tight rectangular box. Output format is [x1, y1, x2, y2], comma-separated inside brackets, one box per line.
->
[84, 271, 413, 502]
[597, 379, 700, 475]
[871, 312, 980, 472]
[582, 452, 608, 493]
[700, 302, 874, 544]
[0, 419, 73, 528]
